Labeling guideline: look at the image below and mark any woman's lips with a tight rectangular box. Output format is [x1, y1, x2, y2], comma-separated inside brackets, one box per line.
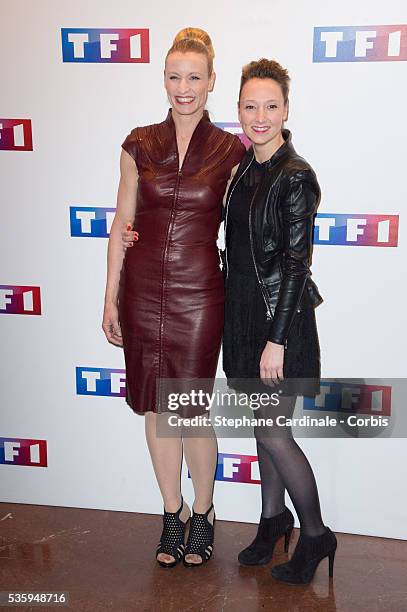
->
[252, 126, 270, 133]
[175, 96, 195, 104]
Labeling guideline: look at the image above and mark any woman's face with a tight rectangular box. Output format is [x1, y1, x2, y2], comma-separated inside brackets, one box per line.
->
[238, 77, 288, 148]
[164, 51, 215, 117]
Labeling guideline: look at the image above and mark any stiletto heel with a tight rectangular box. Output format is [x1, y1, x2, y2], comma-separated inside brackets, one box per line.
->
[284, 526, 293, 553]
[156, 497, 190, 568]
[238, 507, 294, 566]
[328, 548, 335, 577]
[271, 526, 337, 584]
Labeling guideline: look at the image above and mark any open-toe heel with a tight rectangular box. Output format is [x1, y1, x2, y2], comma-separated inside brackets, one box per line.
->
[156, 497, 190, 568]
[183, 503, 215, 567]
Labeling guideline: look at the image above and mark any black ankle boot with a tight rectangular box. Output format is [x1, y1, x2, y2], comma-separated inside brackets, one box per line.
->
[238, 507, 294, 566]
[271, 526, 337, 584]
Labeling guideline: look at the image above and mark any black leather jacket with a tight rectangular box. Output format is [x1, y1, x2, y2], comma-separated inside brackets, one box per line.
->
[222, 129, 323, 346]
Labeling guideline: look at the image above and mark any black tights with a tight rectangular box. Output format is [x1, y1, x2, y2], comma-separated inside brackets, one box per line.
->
[255, 395, 326, 537]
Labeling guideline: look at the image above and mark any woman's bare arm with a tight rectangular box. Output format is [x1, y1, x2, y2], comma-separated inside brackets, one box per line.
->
[104, 149, 138, 305]
[102, 149, 138, 345]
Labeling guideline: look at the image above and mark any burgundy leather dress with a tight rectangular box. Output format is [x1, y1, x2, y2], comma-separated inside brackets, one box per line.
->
[118, 109, 245, 414]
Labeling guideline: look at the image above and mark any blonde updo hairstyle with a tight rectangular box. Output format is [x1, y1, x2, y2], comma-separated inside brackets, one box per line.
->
[165, 27, 215, 75]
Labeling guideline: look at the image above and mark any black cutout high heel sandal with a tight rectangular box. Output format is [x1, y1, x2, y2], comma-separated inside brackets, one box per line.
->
[271, 526, 337, 584]
[183, 503, 215, 567]
[156, 498, 190, 568]
[238, 506, 295, 566]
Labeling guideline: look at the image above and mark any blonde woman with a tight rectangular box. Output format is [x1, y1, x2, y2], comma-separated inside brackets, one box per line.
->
[103, 28, 245, 568]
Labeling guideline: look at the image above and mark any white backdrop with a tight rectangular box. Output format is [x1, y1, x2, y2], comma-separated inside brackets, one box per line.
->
[1, 0, 406, 539]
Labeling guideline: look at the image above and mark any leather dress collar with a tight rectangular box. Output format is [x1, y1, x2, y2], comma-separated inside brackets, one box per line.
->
[163, 108, 212, 169]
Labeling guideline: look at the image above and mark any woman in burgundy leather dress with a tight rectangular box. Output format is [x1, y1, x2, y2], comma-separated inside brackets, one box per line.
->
[102, 28, 245, 568]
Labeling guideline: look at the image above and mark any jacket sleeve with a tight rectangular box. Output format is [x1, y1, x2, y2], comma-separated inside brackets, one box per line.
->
[267, 169, 320, 345]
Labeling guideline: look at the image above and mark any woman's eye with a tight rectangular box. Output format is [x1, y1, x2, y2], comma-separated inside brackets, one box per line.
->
[268, 104, 277, 110]
[190, 76, 201, 80]
[169, 76, 178, 80]
[245, 105, 255, 110]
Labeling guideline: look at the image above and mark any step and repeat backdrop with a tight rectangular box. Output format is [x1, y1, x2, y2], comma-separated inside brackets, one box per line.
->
[2, 1, 406, 539]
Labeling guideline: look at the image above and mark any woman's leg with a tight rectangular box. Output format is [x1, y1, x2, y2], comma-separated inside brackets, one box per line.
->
[182, 421, 218, 564]
[255, 395, 326, 536]
[257, 440, 286, 517]
[145, 412, 190, 564]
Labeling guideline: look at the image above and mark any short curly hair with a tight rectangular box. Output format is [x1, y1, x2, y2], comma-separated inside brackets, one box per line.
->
[239, 58, 290, 104]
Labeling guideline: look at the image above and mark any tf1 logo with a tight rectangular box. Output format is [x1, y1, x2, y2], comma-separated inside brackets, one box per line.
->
[76, 367, 126, 396]
[213, 453, 260, 484]
[313, 25, 407, 62]
[314, 214, 399, 247]
[0, 119, 33, 151]
[303, 382, 392, 416]
[0, 286, 41, 315]
[70, 207, 115, 237]
[0, 437, 48, 467]
[61, 28, 150, 63]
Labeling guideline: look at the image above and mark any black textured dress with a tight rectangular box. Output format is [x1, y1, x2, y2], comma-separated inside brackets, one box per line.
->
[222, 158, 321, 397]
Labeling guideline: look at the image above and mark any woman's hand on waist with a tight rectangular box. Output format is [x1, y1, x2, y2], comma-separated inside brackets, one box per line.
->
[122, 221, 138, 250]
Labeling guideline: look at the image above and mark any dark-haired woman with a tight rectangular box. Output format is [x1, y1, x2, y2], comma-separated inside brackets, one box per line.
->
[222, 59, 337, 584]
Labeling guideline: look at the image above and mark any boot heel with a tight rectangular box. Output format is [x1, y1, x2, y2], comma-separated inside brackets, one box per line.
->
[272, 526, 337, 584]
[284, 527, 293, 553]
[328, 548, 336, 577]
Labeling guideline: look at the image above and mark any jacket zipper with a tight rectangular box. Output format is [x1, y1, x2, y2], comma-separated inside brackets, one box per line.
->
[224, 155, 254, 279]
[225, 159, 288, 345]
[248, 168, 286, 337]
[248, 185, 273, 321]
